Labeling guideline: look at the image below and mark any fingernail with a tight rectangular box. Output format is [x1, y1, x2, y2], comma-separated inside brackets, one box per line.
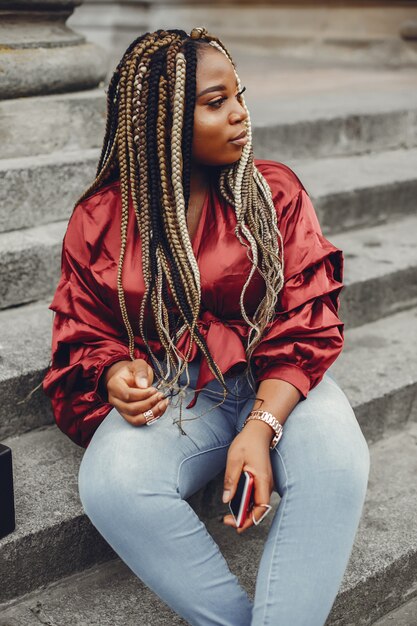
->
[222, 490, 230, 503]
[136, 377, 148, 388]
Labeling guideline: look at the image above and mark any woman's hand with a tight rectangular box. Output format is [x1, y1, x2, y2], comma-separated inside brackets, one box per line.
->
[222, 420, 275, 534]
[103, 358, 169, 426]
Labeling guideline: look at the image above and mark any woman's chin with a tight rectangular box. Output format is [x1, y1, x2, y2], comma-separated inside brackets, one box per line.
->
[192, 151, 243, 168]
[220, 150, 244, 166]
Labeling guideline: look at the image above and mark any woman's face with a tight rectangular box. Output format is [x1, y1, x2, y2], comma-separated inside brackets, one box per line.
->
[192, 47, 249, 168]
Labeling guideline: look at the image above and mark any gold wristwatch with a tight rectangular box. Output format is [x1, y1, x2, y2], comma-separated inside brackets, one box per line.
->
[243, 410, 283, 449]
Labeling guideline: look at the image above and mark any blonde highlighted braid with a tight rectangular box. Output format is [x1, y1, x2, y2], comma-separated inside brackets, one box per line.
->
[70, 27, 285, 427]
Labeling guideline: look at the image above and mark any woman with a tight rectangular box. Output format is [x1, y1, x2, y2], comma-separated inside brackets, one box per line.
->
[43, 27, 370, 626]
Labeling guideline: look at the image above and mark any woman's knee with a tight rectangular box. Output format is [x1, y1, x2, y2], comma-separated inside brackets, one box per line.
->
[79, 458, 180, 537]
[78, 426, 178, 522]
[319, 379, 371, 500]
[315, 438, 370, 507]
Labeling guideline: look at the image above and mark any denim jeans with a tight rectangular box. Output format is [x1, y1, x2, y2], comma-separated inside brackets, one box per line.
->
[78, 361, 370, 626]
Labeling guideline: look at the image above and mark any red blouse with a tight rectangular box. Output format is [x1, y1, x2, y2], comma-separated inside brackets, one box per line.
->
[42, 159, 344, 448]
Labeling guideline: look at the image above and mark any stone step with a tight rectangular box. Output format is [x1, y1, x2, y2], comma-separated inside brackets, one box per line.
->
[0, 300, 55, 442]
[1, 416, 416, 624]
[330, 214, 417, 328]
[0, 221, 66, 309]
[372, 593, 417, 625]
[0, 89, 106, 160]
[329, 307, 417, 445]
[251, 91, 417, 164]
[1, 145, 416, 236]
[289, 147, 417, 235]
[0, 151, 97, 234]
[236, 52, 417, 161]
[3, 57, 416, 161]
[73, 1, 417, 71]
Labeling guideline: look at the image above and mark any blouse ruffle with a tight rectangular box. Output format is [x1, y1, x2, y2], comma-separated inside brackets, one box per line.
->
[251, 188, 344, 398]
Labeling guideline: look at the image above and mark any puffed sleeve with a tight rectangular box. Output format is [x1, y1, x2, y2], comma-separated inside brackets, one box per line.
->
[251, 188, 344, 399]
[42, 202, 147, 449]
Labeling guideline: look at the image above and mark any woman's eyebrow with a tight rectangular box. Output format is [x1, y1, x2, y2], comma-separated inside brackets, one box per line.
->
[197, 80, 239, 98]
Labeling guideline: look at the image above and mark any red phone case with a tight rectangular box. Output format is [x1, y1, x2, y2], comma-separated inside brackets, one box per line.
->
[229, 471, 254, 528]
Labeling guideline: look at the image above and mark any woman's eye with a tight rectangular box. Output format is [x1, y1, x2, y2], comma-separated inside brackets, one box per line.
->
[208, 86, 247, 109]
[208, 98, 226, 108]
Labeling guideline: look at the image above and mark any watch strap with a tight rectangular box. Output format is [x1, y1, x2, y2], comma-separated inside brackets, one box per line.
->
[243, 410, 283, 449]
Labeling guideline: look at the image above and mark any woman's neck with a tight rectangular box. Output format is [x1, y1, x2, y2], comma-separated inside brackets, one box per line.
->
[190, 163, 211, 196]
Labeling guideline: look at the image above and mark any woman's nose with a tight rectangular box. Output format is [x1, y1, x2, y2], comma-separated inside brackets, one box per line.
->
[230, 104, 248, 123]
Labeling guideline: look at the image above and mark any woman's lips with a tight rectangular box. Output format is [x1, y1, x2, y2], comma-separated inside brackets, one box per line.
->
[229, 135, 248, 146]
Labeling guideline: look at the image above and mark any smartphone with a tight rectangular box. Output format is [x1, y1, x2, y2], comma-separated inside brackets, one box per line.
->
[229, 471, 254, 528]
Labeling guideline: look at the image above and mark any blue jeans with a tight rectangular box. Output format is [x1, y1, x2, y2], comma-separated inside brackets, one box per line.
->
[78, 361, 370, 626]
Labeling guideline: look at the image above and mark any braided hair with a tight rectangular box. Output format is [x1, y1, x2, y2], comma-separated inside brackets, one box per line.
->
[73, 27, 285, 425]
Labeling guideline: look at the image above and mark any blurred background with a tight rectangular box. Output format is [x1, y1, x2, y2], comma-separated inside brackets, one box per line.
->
[68, 0, 417, 75]
[1, 2, 417, 625]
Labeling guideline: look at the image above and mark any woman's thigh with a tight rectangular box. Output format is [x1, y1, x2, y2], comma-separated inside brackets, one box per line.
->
[272, 373, 370, 498]
[78, 379, 239, 515]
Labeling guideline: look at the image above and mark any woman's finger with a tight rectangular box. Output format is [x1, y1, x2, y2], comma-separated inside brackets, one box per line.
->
[121, 398, 170, 426]
[223, 454, 244, 504]
[109, 379, 158, 403]
[244, 464, 272, 509]
[236, 514, 254, 534]
[223, 513, 238, 528]
[224, 502, 272, 534]
[115, 390, 165, 416]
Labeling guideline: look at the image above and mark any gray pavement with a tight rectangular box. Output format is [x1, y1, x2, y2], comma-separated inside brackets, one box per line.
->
[372, 593, 417, 625]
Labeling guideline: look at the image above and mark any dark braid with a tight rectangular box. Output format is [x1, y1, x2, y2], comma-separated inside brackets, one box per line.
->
[181, 41, 198, 211]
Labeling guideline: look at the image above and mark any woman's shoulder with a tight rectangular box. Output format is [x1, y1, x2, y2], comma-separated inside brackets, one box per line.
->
[69, 179, 121, 229]
[64, 179, 122, 263]
[77, 179, 121, 211]
[254, 158, 307, 207]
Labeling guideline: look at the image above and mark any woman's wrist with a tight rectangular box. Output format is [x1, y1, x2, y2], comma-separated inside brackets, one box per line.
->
[103, 360, 131, 388]
[98, 360, 131, 403]
[241, 418, 275, 445]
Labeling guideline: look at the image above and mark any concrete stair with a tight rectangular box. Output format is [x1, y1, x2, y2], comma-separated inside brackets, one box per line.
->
[1, 56, 417, 625]
[0, 89, 106, 160]
[0, 151, 98, 233]
[1, 77, 417, 234]
[287, 148, 417, 234]
[2, 145, 417, 235]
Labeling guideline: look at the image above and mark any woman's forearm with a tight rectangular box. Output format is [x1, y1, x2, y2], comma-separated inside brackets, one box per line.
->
[255, 378, 302, 425]
[241, 378, 302, 443]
